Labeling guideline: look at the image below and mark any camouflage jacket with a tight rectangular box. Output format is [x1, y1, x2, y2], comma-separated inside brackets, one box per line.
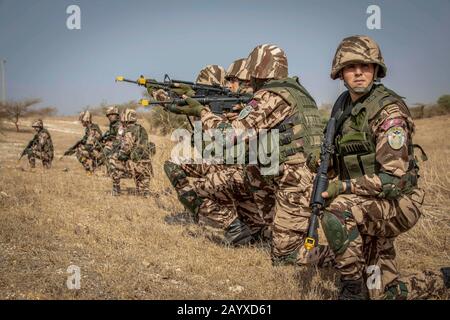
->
[333, 84, 419, 197]
[118, 123, 151, 161]
[82, 123, 103, 150]
[30, 128, 54, 156]
[102, 120, 120, 144]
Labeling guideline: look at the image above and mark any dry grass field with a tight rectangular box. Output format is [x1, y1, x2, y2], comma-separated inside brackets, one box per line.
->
[0, 115, 449, 300]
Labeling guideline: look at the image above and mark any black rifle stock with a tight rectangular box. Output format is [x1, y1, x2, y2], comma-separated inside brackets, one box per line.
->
[304, 117, 336, 250]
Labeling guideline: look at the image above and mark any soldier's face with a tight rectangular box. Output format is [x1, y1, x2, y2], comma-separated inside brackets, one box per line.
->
[226, 77, 240, 93]
[107, 114, 118, 122]
[342, 63, 375, 92]
[33, 127, 39, 132]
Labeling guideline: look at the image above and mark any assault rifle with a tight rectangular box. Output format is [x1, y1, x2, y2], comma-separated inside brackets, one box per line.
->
[19, 135, 38, 160]
[60, 140, 83, 160]
[139, 95, 252, 115]
[304, 117, 336, 250]
[115, 74, 240, 98]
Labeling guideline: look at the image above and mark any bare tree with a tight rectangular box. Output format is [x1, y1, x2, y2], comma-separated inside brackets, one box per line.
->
[27, 106, 57, 118]
[0, 98, 42, 131]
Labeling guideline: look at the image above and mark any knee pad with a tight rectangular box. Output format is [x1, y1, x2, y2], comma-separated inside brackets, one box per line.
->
[321, 210, 358, 255]
[164, 161, 187, 188]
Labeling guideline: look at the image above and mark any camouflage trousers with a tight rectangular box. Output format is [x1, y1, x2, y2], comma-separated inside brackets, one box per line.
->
[271, 162, 335, 267]
[76, 145, 104, 172]
[173, 162, 274, 233]
[325, 189, 446, 299]
[102, 142, 117, 176]
[109, 155, 153, 194]
[27, 150, 52, 169]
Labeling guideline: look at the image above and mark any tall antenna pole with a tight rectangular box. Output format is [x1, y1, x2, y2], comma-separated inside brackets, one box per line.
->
[0, 58, 6, 103]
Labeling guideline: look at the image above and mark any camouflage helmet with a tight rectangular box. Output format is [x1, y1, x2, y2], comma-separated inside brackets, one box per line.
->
[195, 65, 226, 86]
[331, 35, 387, 80]
[121, 108, 137, 123]
[32, 119, 43, 128]
[226, 58, 250, 81]
[245, 44, 288, 80]
[79, 111, 92, 123]
[106, 106, 119, 116]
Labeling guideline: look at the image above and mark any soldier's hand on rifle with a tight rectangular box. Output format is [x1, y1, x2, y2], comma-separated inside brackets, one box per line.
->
[172, 83, 195, 97]
[224, 104, 244, 121]
[167, 97, 206, 117]
[321, 180, 348, 200]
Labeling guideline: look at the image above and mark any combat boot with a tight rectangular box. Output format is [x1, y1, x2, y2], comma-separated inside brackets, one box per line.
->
[339, 278, 369, 300]
[271, 251, 298, 266]
[441, 267, 450, 289]
[140, 190, 151, 198]
[224, 218, 253, 246]
[178, 190, 202, 223]
[112, 184, 121, 196]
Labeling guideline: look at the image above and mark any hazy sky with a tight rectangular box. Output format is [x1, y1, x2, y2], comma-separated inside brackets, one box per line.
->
[1, 0, 449, 114]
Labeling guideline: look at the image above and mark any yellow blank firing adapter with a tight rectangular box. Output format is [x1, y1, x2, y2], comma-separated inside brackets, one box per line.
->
[140, 99, 149, 106]
[304, 237, 315, 251]
[138, 76, 146, 85]
[115, 76, 124, 82]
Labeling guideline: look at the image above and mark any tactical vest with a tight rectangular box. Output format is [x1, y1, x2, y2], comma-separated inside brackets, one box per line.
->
[87, 123, 103, 150]
[261, 77, 323, 165]
[333, 84, 423, 198]
[39, 128, 54, 156]
[127, 123, 150, 161]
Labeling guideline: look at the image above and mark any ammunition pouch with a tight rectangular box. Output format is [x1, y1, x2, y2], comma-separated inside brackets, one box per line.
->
[337, 131, 377, 179]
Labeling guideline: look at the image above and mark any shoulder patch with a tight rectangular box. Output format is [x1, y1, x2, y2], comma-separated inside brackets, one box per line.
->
[238, 104, 255, 120]
[380, 118, 406, 132]
[387, 126, 406, 150]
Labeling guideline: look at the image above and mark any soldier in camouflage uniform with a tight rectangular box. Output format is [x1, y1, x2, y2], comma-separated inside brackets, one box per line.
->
[165, 44, 334, 266]
[70, 111, 104, 173]
[109, 109, 153, 196]
[317, 35, 450, 299]
[101, 106, 121, 175]
[22, 119, 54, 169]
[161, 63, 274, 245]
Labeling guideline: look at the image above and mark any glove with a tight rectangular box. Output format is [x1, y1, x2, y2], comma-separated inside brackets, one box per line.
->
[145, 79, 162, 96]
[172, 83, 196, 97]
[306, 149, 321, 173]
[167, 98, 206, 117]
[323, 180, 345, 201]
